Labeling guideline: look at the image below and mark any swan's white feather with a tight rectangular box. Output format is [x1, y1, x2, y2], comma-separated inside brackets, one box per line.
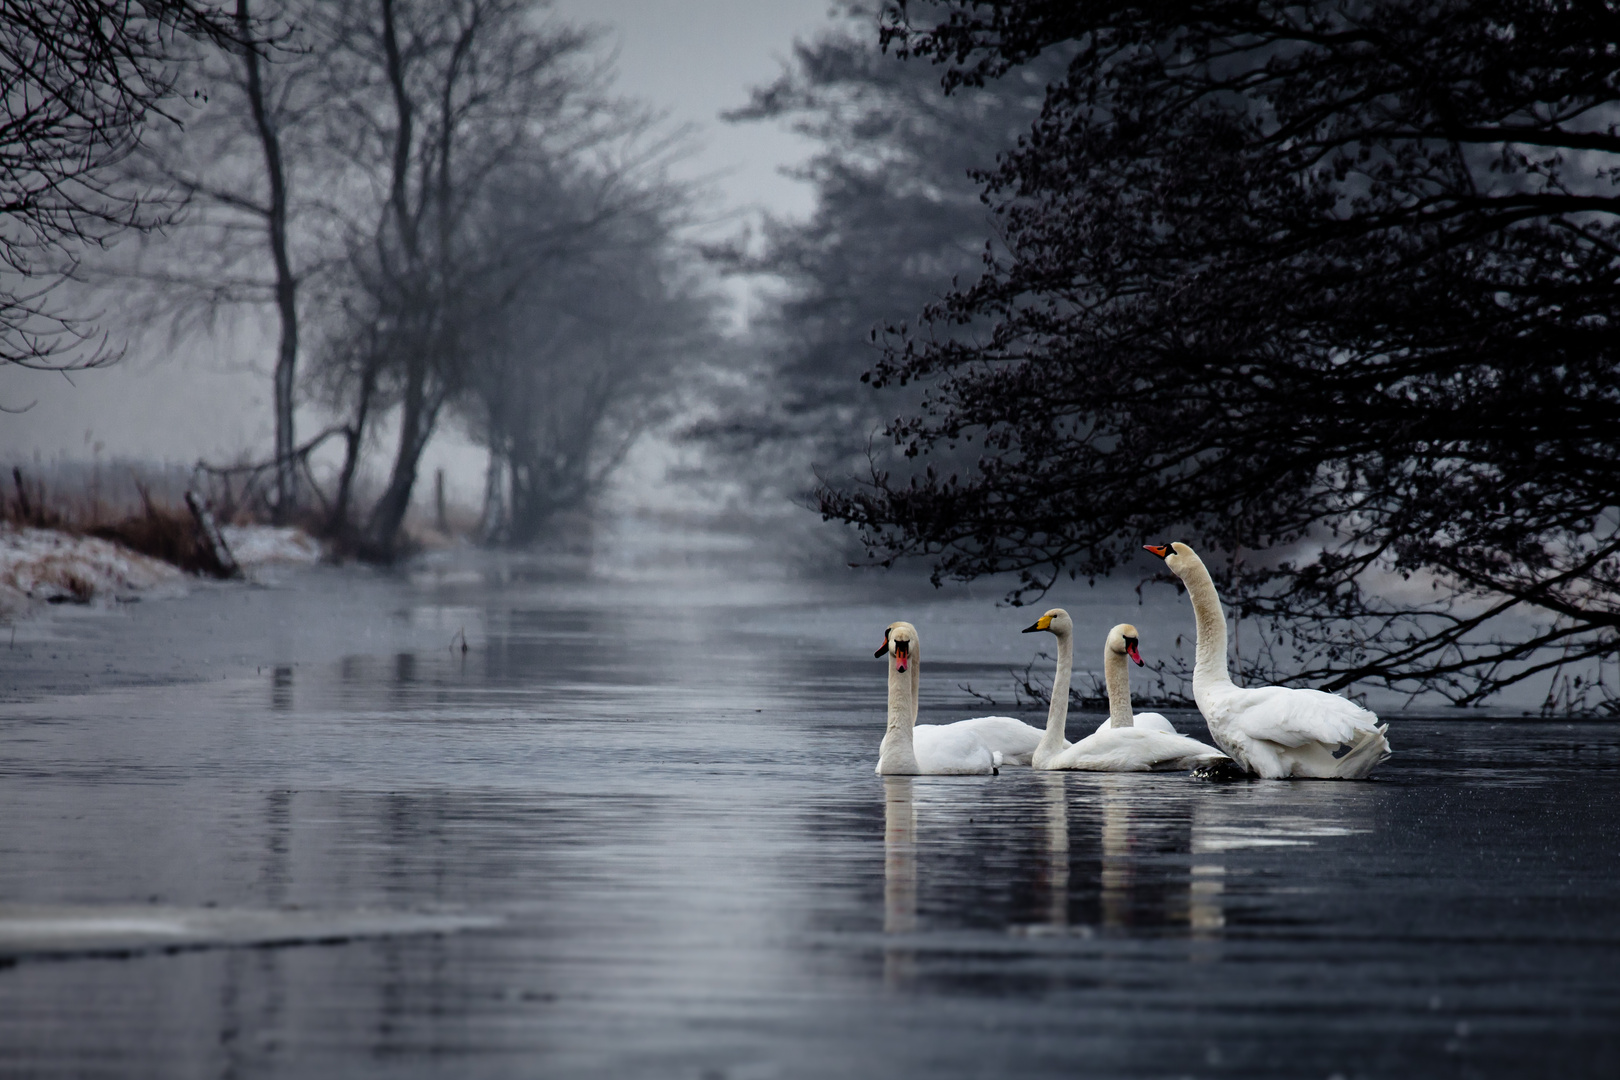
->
[1046, 727, 1227, 772]
[953, 715, 1043, 765]
[882, 723, 999, 775]
[1093, 711, 1176, 736]
[1203, 684, 1391, 779]
[1209, 686, 1374, 748]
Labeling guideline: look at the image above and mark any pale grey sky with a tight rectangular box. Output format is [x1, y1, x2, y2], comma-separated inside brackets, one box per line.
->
[0, 1, 845, 484]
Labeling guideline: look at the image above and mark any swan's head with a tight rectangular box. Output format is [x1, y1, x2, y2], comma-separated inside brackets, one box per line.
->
[1106, 623, 1144, 666]
[1143, 541, 1200, 580]
[876, 621, 918, 673]
[1020, 608, 1073, 637]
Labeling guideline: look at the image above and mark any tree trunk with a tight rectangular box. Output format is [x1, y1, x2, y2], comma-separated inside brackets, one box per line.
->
[479, 449, 507, 542]
[366, 355, 441, 552]
[237, 0, 299, 522]
[328, 358, 378, 538]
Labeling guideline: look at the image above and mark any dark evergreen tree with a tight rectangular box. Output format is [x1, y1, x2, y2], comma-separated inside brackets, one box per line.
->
[820, 0, 1620, 707]
[699, 5, 1056, 494]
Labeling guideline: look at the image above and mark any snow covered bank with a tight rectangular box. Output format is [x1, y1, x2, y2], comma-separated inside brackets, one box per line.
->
[0, 524, 326, 617]
[0, 527, 184, 612]
[219, 525, 324, 567]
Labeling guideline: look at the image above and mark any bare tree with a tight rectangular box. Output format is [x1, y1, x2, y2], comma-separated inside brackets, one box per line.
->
[233, 0, 297, 515]
[311, 0, 625, 553]
[0, 0, 238, 370]
[462, 167, 715, 542]
[124, 0, 336, 520]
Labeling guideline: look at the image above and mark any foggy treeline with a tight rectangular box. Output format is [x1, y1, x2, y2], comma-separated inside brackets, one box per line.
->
[125, 0, 719, 555]
[3, 0, 718, 555]
[2, 0, 1055, 557]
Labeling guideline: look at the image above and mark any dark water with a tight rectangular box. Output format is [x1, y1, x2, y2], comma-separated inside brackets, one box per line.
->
[0, 544, 1617, 1078]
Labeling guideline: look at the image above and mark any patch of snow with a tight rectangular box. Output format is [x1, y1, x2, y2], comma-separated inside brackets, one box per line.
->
[0, 526, 184, 614]
[219, 525, 324, 567]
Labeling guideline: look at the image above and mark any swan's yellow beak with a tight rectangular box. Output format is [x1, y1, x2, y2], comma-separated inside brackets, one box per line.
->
[1021, 614, 1053, 633]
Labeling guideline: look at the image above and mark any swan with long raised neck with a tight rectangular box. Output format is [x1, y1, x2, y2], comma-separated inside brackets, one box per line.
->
[874, 622, 1002, 775]
[1144, 542, 1391, 779]
[1019, 608, 1181, 739]
[877, 620, 1046, 766]
[1024, 612, 1228, 771]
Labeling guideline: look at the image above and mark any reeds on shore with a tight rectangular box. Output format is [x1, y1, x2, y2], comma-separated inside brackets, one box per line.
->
[6, 464, 247, 577]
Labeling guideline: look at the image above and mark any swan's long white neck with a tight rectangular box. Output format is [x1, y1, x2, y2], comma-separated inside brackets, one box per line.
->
[909, 646, 919, 727]
[1036, 629, 1073, 761]
[878, 650, 920, 773]
[1103, 646, 1134, 728]
[1178, 553, 1234, 689]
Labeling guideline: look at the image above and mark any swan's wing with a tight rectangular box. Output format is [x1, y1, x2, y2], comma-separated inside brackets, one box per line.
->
[1133, 712, 1177, 734]
[953, 715, 1043, 760]
[1092, 713, 1177, 735]
[912, 724, 997, 774]
[1228, 686, 1380, 748]
[1055, 728, 1225, 771]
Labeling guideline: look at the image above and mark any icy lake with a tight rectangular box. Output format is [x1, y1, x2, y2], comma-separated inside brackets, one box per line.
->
[0, 525, 1616, 1077]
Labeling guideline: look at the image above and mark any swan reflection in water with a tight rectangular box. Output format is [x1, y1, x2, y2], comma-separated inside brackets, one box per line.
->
[1189, 801, 1226, 936]
[883, 773, 1228, 948]
[882, 777, 918, 987]
[1038, 772, 1069, 928]
[878, 772, 1367, 983]
[1042, 773, 1224, 935]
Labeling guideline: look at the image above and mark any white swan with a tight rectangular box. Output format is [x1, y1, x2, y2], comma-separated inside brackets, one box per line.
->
[1013, 610, 1177, 736]
[876, 621, 1044, 766]
[1144, 542, 1392, 779]
[874, 622, 1003, 775]
[1025, 611, 1228, 772]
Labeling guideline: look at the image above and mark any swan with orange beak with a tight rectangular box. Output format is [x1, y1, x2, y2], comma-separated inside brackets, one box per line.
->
[1144, 541, 1391, 779]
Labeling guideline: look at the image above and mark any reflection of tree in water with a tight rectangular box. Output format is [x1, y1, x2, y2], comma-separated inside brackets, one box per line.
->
[270, 665, 294, 712]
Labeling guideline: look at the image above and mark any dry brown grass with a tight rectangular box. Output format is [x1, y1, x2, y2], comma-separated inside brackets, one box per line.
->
[6, 467, 236, 577]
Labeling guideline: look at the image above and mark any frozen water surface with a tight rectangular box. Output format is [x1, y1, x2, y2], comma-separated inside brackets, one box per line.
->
[0, 534, 1617, 1077]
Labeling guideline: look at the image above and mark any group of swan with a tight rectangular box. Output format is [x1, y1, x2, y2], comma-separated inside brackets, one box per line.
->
[875, 541, 1391, 780]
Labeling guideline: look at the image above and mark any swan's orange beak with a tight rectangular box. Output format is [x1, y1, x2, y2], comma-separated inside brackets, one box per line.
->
[874, 639, 889, 659]
[1143, 543, 1172, 559]
[1125, 641, 1143, 666]
[892, 640, 910, 672]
